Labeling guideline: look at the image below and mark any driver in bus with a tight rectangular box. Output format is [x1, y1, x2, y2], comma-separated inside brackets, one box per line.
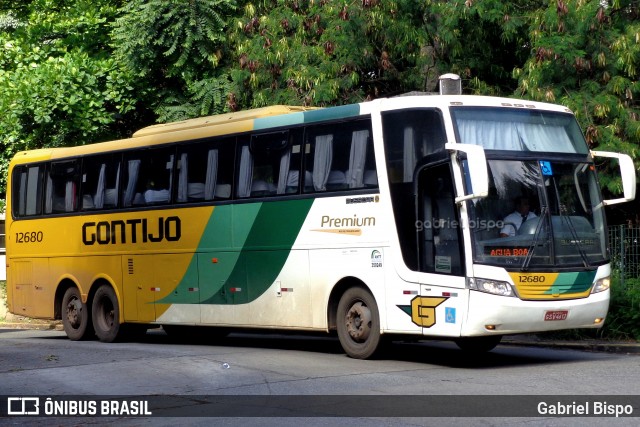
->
[500, 196, 537, 237]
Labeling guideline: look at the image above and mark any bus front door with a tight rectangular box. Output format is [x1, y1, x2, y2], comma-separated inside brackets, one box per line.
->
[415, 162, 466, 337]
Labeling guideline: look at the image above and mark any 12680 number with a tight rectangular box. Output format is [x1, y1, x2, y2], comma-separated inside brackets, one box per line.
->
[518, 275, 546, 283]
[16, 231, 44, 243]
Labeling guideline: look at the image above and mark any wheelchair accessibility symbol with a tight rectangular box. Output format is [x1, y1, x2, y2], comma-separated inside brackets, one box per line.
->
[445, 307, 456, 324]
[539, 160, 553, 176]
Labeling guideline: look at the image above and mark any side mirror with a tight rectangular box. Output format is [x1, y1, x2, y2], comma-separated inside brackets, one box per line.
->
[591, 151, 637, 205]
[445, 143, 489, 203]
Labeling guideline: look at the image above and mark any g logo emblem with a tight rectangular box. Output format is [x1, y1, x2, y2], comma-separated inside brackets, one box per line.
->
[410, 296, 448, 327]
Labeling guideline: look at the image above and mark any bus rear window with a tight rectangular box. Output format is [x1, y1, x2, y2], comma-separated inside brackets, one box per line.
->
[13, 165, 44, 217]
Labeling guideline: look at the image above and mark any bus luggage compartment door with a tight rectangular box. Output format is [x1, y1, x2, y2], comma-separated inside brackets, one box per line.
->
[122, 254, 200, 323]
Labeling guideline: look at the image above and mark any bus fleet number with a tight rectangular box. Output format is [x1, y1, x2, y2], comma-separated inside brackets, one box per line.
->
[16, 231, 44, 243]
[518, 275, 546, 283]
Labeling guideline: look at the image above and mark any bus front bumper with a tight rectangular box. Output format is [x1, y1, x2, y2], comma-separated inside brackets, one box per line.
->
[461, 289, 609, 336]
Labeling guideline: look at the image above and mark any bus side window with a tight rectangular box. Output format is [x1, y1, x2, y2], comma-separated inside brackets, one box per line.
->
[123, 148, 175, 206]
[45, 161, 80, 214]
[381, 109, 446, 184]
[177, 137, 234, 203]
[80, 154, 121, 210]
[13, 165, 44, 217]
[280, 128, 304, 194]
[237, 131, 297, 198]
[304, 132, 334, 192]
[303, 120, 376, 193]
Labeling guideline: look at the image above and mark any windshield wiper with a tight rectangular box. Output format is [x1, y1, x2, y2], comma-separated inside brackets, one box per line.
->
[551, 178, 591, 268]
[559, 206, 591, 268]
[521, 206, 548, 271]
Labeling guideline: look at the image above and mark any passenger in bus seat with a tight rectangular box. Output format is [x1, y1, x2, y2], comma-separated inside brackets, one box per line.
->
[500, 196, 536, 237]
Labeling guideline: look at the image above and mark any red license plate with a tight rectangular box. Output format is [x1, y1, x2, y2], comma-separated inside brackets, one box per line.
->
[544, 310, 568, 321]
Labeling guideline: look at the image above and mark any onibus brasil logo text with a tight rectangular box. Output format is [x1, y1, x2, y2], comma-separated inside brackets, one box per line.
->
[7, 397, 152, 416]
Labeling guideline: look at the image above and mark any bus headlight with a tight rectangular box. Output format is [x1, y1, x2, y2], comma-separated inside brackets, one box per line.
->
[591, 276, 610, 294]
[467, 277, 515, 297]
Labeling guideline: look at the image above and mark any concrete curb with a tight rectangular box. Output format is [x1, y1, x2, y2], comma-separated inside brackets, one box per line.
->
[0, 320, 63, 331]
[501, 336, 640, 354]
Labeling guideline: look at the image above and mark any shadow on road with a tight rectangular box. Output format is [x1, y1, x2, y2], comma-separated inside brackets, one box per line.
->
[12, 325, 611, 369]
[83, 326, 606, 369]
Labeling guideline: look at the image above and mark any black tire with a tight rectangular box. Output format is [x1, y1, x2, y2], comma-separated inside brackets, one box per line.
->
[336, 286, 382, 359]
[92, 285, 121, 343]
[455, 335, 502, 353]
[61, 287, 93, 341]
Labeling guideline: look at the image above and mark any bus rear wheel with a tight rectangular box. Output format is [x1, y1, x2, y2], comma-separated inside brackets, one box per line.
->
[61, 287, 92, 340]
[336, 286, 381, 359]
[92, 285, 121, 343]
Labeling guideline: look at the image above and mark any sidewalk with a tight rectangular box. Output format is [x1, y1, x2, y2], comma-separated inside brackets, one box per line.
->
[0, 287, 63, 330]
[501, 334, 640, 354]
[0, 314, 63, 331]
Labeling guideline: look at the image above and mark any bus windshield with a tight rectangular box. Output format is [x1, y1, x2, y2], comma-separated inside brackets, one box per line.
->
[468, 159, 608, 269]
[452, 107, 589, 154]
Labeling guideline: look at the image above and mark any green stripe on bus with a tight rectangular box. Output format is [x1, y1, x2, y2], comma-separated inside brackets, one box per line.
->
[159, 199, 314, 304]
[252, 104, 361, 130]
[201, 198, 314, 304]
[303, 104, 361, 123]
[543, 271, 596, 295]
[254, 112, 305, 130]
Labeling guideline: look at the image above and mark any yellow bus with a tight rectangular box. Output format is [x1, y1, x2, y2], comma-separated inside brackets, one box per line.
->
[5, 75, 636, 358]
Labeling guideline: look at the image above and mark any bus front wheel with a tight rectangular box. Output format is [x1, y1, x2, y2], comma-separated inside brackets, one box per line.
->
[61, 287, 92, 340]
[336, 286, 382, 359]
[92, 285, 121, 343]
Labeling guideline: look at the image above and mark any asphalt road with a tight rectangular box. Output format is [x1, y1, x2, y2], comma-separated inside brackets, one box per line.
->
[0, 328, 638, 426]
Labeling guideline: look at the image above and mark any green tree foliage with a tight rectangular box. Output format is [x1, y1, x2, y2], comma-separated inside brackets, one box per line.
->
[513, 0, 640, 193]
[423, 0, 541, 95]
[1, 0, 639, 200]
[0, 0, 139, 192]
[111, 0, 237, 121]
[229, 0, 438, 108]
